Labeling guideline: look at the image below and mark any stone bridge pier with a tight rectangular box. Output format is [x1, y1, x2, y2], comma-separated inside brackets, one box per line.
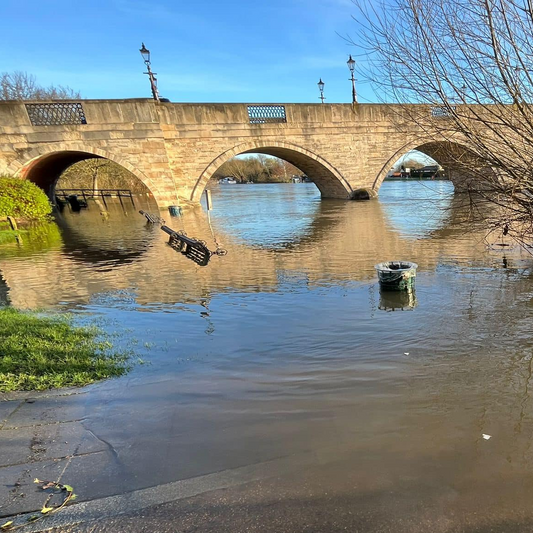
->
[0, 99, 483, 207]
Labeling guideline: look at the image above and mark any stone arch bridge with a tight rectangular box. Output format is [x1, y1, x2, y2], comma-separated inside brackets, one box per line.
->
[0, 99, 472, 207]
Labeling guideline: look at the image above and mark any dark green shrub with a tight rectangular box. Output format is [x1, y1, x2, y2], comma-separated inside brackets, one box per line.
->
[0, 176, 52, 220]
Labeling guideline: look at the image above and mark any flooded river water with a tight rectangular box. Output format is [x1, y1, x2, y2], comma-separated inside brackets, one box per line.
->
[2, 181, 533, 530]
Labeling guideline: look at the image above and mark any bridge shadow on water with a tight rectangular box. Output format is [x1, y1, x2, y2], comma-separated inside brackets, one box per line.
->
[54, 200, 159, 270]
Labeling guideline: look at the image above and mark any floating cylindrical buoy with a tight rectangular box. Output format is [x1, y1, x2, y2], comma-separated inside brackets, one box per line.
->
[375, 261, 418, 291]
[168, 205, 182, 217]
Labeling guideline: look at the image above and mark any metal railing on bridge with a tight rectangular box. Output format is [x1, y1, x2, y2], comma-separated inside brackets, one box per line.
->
[247, 105, 287, 124]
[430, 105, 457, 118]
[55, 188, 135, 210]
[25, 102, 87, 126]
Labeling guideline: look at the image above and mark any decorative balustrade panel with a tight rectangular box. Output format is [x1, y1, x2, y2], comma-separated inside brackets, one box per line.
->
[247, 105, 287, 124]
[25, 102, 88, 126]
[430, 106, 456, 118]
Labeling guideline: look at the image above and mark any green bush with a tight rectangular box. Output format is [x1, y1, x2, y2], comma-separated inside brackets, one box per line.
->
[0, 177, 52, 221]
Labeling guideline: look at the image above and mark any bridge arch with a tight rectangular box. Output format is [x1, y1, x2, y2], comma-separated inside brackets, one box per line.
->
[7, 145, 171, 207]
[191, 140, 352, 202]
[372, 138, 493, 193]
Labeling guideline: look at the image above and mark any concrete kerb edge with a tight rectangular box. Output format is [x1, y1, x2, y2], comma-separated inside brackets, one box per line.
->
[9, 451, 319, 532]
[0, 387, 88, 403]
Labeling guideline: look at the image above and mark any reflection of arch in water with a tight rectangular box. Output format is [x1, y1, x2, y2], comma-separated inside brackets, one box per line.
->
[378, 180, 456, 239]
[195, 182, 348, 253]
[427, 192, 495, 241]
[372, 140, 494, 193]
[55, 208, 159, 269]
[239, 182, 486, 268]
[10, 147, 169, 207]
[196, 182, 464, 256]
[270, 199, 352, 253]
[0, 184, 501, 310]
[191, 141, 353, 202]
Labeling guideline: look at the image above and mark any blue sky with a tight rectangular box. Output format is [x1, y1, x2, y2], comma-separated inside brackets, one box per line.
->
[1, 0, 372, 104]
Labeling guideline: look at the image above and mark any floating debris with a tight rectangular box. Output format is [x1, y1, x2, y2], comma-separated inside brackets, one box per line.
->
[138, 211, 227, 266]
[161, 226, 227, 267]
[139, 210, 165, 225]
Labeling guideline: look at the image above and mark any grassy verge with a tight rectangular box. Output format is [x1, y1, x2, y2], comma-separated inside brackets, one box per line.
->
[0, 222, 62, 258]
[0, 228, 26, 245]
[0, 307, 130, 392]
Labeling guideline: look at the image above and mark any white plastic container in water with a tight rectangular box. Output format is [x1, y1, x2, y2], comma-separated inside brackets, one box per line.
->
[375, 261, 418, 291]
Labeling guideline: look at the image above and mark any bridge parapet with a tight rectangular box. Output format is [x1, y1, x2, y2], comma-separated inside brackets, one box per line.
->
[0, 99, 477, 206]
[0, 99, 432, 132]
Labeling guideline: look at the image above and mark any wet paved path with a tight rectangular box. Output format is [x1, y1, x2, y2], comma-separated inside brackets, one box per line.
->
[3, 389, 533, 533]
[0, 390, 108, 519]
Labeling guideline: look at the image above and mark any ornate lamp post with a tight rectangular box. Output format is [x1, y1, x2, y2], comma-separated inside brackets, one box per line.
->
[318, 78, 325, 103]
[347, 55, 358, 105]
[139, 43, 160, 102]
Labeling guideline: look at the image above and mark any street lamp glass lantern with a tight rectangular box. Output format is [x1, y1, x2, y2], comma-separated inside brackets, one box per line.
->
[347, 55, 356, 73]
[318, 78, 325, 92]
[140, 43, 150, 63]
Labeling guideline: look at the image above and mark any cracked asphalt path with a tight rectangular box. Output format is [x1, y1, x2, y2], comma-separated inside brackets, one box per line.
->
[0, 390, 115, 519]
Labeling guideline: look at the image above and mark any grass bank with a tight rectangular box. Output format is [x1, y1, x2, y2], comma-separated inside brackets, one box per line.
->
[0, 307, 130, 392]
[0, 229, 24, 245]
[0, 221, 62, 257]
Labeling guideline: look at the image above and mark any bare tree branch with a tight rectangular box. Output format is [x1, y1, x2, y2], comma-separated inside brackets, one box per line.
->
[353, 0, 533, 243]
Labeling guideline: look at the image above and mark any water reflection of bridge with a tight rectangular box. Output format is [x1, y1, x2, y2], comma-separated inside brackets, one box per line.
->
[0, 192, 516, 309]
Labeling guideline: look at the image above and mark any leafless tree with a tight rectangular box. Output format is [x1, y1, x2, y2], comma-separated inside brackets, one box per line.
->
[58, 159, 150, 193]
[0, 71, 81, 100]
[353, 0, 533, 245]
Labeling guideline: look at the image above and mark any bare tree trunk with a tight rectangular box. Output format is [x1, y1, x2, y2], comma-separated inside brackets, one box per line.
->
[92, 168, 99, 195]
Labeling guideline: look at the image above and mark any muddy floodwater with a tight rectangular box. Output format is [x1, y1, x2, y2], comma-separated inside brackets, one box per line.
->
[2, 181, 533, 530]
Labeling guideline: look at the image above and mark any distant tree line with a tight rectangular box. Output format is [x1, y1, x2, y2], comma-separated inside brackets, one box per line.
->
[212, 156, 305, 183]
[392, 158, 426, 171]
[58, 156, 306, 195]
[0, 71, 80, 100]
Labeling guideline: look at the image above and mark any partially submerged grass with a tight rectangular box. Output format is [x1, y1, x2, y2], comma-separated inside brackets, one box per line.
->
[0, 307, 130, 392]
[0, 221, 62, 255]
[0, 229, 25, 245]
